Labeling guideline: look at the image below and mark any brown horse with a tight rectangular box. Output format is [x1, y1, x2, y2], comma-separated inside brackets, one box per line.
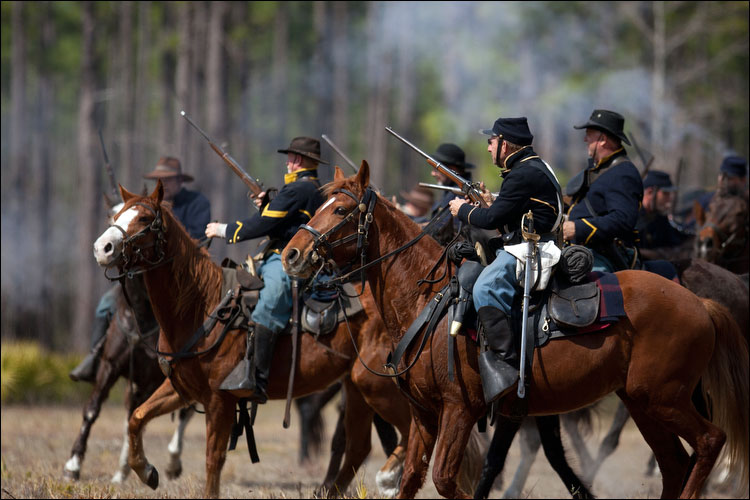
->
[282, 162, 749, 499]
[694, 194, 749, 274]
[91, 181, 420, 498]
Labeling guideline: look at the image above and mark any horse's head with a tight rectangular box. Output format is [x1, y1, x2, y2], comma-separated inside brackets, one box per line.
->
[94, 180, 169, 273]
[283, 161, 374, 278]
[695, 194, 749, 264]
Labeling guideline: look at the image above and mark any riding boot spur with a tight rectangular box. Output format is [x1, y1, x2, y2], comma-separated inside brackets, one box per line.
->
[477, 306, 519, 404]
[219, 325, 256, 392]
[69, 315, 110, 383]
[247, 323, 279, 404]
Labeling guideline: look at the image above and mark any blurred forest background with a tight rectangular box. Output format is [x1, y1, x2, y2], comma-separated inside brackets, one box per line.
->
[2, 1, 748, 354]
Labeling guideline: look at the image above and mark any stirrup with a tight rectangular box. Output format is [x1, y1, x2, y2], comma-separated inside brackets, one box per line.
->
[69, 352, 98, 383]
[219, 360, 255, 391]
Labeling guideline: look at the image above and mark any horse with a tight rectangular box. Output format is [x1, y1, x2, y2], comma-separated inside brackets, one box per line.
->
[63, 202, 195, 483]
[474, 257, 750, 496]
[91, 181, 427, 498]
[282, 162, 749, 499]
[694, 193, 749, 274]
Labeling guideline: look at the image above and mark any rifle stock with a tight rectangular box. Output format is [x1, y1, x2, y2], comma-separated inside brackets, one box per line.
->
[386, 127, 488, 208]
[181, 111, 264, 199]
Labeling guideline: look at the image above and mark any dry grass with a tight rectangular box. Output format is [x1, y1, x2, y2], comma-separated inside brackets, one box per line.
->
[0, 395, 738, 498]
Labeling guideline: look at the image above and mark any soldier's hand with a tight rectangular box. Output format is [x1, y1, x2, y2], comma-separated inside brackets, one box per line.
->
[449, 198, 468, 217]
[562, 220, 576, 242]
[252, 191, 267, 209]
[479, 182, 494, 205]
[205, 222, 227, 239]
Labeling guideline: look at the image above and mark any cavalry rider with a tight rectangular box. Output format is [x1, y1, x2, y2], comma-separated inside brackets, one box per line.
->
[449, 117, 561, 403]
[563, 109, 643, 272]
[398, 184, 435, 225]
[205, 137, 326, 403]
[428, 143, 476, 244]
[70, 157, 211, 383]
[636, 170, 690, 260]
[697, 154, 749, 210]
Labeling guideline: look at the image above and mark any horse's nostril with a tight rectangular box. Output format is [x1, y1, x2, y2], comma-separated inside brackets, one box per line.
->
[286, 248, 300, 266]
[105, 242, 113, 254]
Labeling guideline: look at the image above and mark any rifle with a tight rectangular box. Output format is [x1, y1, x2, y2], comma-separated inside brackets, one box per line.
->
[627, 132, 654, 178]
[181, 111, 266, 207]
[98, 129, 120, 200]
[386, 127, 489, 208]
[419, 182, 499, 199]
[321, 134, 358, 174]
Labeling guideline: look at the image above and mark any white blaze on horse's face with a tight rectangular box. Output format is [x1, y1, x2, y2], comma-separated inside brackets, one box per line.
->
[93, 207, 139, 266]
[107, 202, 125, 225]
[316, 196, 337, 215]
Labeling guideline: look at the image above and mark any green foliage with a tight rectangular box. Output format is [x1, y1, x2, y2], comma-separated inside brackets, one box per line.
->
[0, 341, 107, 405]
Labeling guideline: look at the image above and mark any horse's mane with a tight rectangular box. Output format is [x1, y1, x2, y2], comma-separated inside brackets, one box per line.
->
[128, 196, 223, 326]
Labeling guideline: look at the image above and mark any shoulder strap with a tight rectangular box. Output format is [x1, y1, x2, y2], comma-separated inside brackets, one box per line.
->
[528, 160, 564, 232]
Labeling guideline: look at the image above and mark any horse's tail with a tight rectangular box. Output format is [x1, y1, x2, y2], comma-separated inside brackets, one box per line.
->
[457, 425, 491, 495]
[701, 298, 749, 492]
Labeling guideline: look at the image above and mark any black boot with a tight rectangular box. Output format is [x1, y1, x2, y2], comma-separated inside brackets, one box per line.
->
[69, 316, 109, 383]
[247, 324, 279, 404]
[220, 326, 256, 392]
[477, 306, 519, 404]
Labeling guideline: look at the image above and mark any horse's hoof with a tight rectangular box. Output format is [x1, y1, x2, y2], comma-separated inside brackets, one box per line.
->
[146, 465, 159, 489]
[111, 470, 127, 484]
[165, 464, 182, 480]
[62, 468, 80, 482]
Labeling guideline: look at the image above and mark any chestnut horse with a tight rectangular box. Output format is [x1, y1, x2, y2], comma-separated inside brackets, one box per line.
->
[694, 194, 749, 274]
[282, 162, 749, 499]
[91, 181, 421, 498]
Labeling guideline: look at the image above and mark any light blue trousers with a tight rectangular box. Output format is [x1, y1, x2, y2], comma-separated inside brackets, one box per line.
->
[251, 252, 293, 334]
[472, 249, 519, 315]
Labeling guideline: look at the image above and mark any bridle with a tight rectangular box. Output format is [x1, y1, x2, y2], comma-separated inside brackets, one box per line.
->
[104, 202, 172, 280]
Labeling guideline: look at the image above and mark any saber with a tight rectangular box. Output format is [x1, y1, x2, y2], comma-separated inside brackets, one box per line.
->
[518, 211, 539, 399]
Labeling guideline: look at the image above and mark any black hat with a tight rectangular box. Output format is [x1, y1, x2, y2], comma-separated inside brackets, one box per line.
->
[480, 117, 534, 146]
[278, 137, 329, 165]
[720, 155, 747, 178]
[432, 143, 475, 170]
[574, 109, 631, 145]
[643, 170, 676, 191]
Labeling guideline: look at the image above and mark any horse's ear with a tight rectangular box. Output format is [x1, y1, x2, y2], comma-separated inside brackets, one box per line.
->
[334, 165, 346, 181]
[151, 179, 164, 204]
[120, 183, 137, 202]
[694, 200, 705, 227]
[355, 160, 370, 189]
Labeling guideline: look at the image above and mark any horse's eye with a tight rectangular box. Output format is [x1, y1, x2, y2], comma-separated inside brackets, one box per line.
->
[334, 206, 348, 216]
[139, 216, 151, 223]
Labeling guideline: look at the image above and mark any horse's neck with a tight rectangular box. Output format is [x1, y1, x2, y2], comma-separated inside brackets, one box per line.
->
[144, 224, 221, 348]
[121, 275, 157, 330]
[365, 208, 448, 339]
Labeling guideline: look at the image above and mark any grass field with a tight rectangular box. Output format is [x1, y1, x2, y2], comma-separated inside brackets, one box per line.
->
[0, 395, 739, 498]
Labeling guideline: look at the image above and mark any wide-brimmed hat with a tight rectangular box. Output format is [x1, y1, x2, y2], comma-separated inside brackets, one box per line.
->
[480, 117, 534, 146]
[720, 155, 747, 178]
[574, 109, 631, 145]
[399, 185, 434, 211]
[143, 157, 194, 182]
[277, 137, 329, 165]
[432, 143, 475, 170]
[643, 170, 676, 191]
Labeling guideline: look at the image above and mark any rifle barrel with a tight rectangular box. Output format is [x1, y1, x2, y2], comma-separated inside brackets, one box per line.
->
[321, 134, 358, 173]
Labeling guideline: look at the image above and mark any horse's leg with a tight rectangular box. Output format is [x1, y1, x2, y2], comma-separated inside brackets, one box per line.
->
[299, 382, 342, 464]
[430, 405, 478, 499]
[318, 395, 346, 495]
[63, 356, 119, 481]
[473, 416, 524, 499]
[325, 379, 374, 497]
[111, 418, 131, 483]
[587, 399, 630, 482]
[128, 378, 184, 490]
[618, 392, 691, 499]
[536, 415, 592, 499]
[559, 411, 595, 484]
[203, 395, 236, 498]
[166, 406, 195, 479]
[373, 413, 399, 456]
[398, 409, 438, 499]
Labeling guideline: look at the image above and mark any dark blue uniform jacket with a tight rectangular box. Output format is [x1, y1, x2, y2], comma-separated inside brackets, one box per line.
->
[172, 188, 211, 240]
[456, 147, 559, 235]
[567, 149, 643, 247]
[224, 168, 324, 251]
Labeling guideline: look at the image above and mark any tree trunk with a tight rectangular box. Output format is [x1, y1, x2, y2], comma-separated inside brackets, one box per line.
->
[133, 0, 151, 188]
[175, 2, 193, 164]
[72, 1, 103, 352]
[117, 1, 136, 190]
[364, 3, 391, 192]
[331, 2, 350, 166]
